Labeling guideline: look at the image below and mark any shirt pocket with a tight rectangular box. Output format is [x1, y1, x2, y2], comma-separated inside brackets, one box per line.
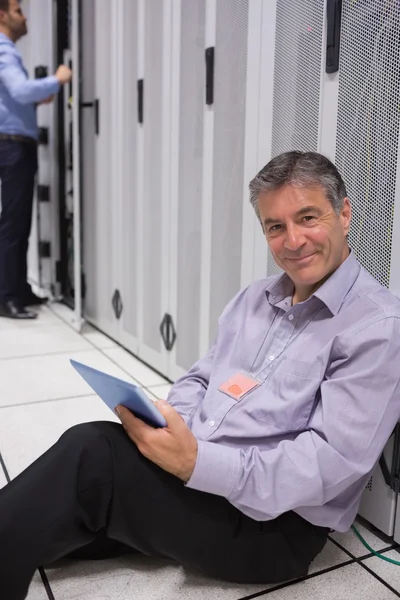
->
[249, 357, 322, 431]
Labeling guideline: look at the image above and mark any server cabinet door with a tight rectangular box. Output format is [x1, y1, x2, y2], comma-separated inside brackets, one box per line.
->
[81, 0, 120, 340]
[334, 0, 400, 292]
[117, 0, 140, 356]
[202, 0, 252, 355]
[168, 0, 207, 379]
[134, 0, 172, 374]
[19, 0, 60, 296]
[255, 0, 326, 281]
[168, 0, 263, 380]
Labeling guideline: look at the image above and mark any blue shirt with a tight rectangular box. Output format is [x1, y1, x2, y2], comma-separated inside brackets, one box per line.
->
[0, 34, 60, 140]
[167, 251, 400, 532]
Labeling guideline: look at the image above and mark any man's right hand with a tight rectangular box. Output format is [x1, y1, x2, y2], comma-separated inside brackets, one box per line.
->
[55, 65, 72, 85]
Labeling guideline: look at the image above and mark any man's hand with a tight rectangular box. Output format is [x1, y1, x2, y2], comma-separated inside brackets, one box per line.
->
[116, 400, 198, 482]
[55, 64, 72, 85]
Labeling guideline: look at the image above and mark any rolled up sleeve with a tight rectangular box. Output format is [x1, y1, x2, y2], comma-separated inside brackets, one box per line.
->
[0, 53, 60, 104]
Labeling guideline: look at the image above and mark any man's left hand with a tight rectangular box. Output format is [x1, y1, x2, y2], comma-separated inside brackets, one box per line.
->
[116, 400, 198, 482]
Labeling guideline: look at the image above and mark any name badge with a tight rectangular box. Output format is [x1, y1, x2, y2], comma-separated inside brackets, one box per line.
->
[218, 373, 261, 401]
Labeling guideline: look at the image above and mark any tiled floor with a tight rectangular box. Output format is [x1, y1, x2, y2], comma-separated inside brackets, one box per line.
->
[0, 303, 400, 599]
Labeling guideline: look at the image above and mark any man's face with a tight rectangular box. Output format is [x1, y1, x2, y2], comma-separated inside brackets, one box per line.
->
[0, 0, 27, 40]
[257, 185, 351, 298]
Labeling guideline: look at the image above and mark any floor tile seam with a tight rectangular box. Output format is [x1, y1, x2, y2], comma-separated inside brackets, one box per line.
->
[48, 305, 174, 387]
[329, 534, 400, 597]
[328, 533, 396, 559]
[235, 559, 356, 600]
[0, 392, 97, 410]
[0, 346, 96, 362]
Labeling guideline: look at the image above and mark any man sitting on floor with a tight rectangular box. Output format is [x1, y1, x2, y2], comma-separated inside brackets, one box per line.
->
[1, 151, 400, 600]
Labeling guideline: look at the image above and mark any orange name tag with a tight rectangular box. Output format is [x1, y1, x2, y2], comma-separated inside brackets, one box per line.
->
[218, 373, 261, 401]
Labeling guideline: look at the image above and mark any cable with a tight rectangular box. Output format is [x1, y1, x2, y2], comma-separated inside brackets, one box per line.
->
[351, 524, 400, 565]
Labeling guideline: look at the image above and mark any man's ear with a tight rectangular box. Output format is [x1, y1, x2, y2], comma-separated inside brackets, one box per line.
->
[340, 197, 352, 236]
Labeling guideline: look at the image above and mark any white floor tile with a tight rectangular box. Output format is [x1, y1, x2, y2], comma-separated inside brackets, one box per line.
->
[265, 563, 398, 599]
[0, 395, 119, 478]
[0, 349, 136, 407]
[330, 521, 394, 558]
[33, 544, 350, 600]
[44, 555, 272, 600]
[104, 347, 168, 386]
[308, 540, 350, 574]
[81, 323, 119, 350]
[47, 302, 82, 328]
[0, 322, 92, 360]
[148, 383, 173, 400]
[27, 575, 48, 600]
[363, 550, 400, 592]
[0, 307, 62, 331]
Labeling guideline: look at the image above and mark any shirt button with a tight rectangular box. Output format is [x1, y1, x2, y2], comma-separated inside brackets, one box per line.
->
[208, 420, 215, 427]
[288, 314, 294, 321]
[269, 355, 275, 361]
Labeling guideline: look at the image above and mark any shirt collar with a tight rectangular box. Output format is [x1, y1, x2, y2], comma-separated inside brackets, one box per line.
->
[0, 33, 14, 44]
[265, 250, 361, 315]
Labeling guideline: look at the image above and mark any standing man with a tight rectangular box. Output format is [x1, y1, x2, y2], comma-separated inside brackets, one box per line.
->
[0, 0, 72, 319]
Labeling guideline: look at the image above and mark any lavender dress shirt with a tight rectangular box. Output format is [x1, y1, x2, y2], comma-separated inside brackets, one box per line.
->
[167, 251, 400, 531]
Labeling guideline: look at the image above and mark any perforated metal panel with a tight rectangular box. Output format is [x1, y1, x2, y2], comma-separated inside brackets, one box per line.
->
[120, 0, 138, 337]
[209, 0, 249, 343]
[271, 0, 324, 158]
[142, 0, 163, 351]
[267, 0, 324, 278]
[335, 1, 400, 287]
[175, 0, 206, 372]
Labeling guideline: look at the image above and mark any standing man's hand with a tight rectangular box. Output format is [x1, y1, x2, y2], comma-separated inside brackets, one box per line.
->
[116, 400, 198, 482]
[55, 64, 72, 85]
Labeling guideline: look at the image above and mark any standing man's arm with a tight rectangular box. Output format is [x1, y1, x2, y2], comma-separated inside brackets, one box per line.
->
[0, 52, 71, 104]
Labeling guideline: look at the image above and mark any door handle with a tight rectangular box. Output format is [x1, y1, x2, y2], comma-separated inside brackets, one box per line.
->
[80, 99, 100, 135]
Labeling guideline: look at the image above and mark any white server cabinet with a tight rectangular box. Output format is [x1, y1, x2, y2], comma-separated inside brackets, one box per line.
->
[167, 0, 264, 380]
[120, 0, 173, 374]
[259, 0, 400, 537]
[80, 0, 263, 380]
[81, 0, 122, 340]
[256, 0, 400, 291]
[82, 0, 172, 372]
[17, 0, 60, 295]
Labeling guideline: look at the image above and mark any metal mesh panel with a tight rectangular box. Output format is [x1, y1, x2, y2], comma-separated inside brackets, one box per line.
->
[271, 0, 324, 158]
[142, 0, 163, 350]
[267, 0, 324, 278]
[120, 0, 138, 336]
[209, 0, 248, 343]
[335, 1, 400, 287]
[176, 0, 206, 372]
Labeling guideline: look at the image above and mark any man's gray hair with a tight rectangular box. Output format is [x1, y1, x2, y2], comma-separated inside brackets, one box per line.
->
[249, 151, 347, 222]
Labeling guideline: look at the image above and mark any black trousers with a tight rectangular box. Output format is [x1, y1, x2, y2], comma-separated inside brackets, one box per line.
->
[0, 422, 329, 599]
[0, 139, 38, 302]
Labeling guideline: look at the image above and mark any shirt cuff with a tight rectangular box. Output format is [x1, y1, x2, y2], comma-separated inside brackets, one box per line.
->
[185, 440, 240, 498]
[47, 76, 61, 95]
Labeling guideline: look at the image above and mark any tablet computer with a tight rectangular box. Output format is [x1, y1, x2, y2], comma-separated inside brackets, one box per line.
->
[70, 359, 167, 428]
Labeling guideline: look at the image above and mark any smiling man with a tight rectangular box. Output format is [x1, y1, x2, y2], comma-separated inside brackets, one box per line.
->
[1, 151, 400, 599]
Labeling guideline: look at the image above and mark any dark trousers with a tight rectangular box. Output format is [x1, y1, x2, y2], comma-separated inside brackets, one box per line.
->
[0, 139, 38, 302]
[0, 422, 329, 599]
